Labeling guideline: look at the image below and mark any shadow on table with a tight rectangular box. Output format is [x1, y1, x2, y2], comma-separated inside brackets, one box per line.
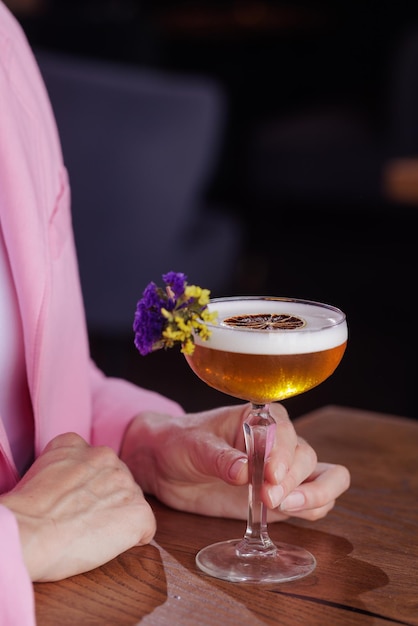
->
[154, 506, 390, 625]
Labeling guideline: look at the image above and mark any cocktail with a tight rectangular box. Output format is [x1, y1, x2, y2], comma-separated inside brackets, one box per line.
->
[184, 296, 348, 583]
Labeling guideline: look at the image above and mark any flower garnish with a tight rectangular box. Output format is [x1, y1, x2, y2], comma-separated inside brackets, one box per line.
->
[133, 271, 217, 356]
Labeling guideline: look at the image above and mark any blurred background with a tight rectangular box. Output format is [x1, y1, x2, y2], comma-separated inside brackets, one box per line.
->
[7, 0, 417, 420]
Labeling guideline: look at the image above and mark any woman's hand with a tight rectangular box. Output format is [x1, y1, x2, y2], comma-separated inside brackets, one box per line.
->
[0, 432, 155, 582]
[121, 403, 350, 522]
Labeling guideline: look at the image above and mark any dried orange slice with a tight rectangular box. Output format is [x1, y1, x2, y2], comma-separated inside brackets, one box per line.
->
[223, 313, 306, 330]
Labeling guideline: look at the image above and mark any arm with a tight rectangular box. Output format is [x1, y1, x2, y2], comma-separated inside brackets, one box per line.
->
[87, 359, 184, 453]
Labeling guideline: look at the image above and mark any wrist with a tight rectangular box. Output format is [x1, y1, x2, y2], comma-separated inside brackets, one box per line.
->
[0, 495, 48, 581]
[120, 412, 167, 495]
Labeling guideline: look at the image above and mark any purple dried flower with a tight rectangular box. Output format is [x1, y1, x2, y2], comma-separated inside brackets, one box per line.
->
[163, 271, 187, 300]
[133, 271, 214, 356]
[133, 281, 166, 355]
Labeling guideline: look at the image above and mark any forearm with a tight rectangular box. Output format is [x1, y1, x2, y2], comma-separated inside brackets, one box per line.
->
[88, 361, 184, 454]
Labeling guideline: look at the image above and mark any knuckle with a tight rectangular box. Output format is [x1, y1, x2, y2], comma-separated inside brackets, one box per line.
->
[306, 502, 335, 521]
[47, 431, 86, 449]
[90, 444, 120, 466]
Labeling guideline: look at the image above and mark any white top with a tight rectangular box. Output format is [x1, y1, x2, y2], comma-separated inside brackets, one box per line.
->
[0, 226, 34, 474]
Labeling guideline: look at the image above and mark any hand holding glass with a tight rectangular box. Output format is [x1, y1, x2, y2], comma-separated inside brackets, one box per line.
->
[185, 296, 347, 583]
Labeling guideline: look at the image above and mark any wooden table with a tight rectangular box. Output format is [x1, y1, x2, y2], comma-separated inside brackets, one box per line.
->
[34, 406, 418, 626]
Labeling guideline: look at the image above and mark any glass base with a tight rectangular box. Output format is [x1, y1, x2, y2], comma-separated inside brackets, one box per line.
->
[196, 538, 316, 583]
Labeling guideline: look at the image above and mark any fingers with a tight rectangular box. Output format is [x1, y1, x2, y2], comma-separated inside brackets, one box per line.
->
[264, 435, 317, 507]
[273, 462, 351, 522]
[260, 407, 350, 521]
[211, 402, 300, 489]
[263, 403, 300, 483]
[186, 403, 350, 525]
[263, 403, 318, 508]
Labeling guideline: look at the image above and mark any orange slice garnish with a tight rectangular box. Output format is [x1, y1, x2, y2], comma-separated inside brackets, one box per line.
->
[223, 313, 306, 330]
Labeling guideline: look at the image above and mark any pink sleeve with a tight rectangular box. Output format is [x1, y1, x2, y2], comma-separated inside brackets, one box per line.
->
[0, 506, 36, 625]
[88, 360, 185, 452]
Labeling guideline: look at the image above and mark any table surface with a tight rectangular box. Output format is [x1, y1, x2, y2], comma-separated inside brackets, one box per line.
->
[34, 405, 418, 626]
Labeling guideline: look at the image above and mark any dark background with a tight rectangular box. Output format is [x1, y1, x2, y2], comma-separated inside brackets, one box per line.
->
[9, 1, 417, 420]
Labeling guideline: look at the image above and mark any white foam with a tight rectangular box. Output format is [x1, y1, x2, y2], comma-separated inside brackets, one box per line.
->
[195, 297, 348, 355]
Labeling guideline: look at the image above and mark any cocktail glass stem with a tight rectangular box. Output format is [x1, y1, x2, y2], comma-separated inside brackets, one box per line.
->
[235, 403, 277, 557]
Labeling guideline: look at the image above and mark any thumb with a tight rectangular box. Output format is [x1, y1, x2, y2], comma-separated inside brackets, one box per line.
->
[190, 432, 248, 485]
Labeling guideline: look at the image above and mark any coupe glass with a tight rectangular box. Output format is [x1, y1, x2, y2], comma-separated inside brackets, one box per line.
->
[185, 296, 347, 583]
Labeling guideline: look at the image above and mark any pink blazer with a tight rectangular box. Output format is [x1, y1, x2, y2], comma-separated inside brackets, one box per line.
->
[0, 3, 183, 623]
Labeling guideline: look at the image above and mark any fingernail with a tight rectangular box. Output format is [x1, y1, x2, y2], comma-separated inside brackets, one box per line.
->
[268, 484, 284, 508]
[229, 457, 248, 480]
[280, 491, 305, 511]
